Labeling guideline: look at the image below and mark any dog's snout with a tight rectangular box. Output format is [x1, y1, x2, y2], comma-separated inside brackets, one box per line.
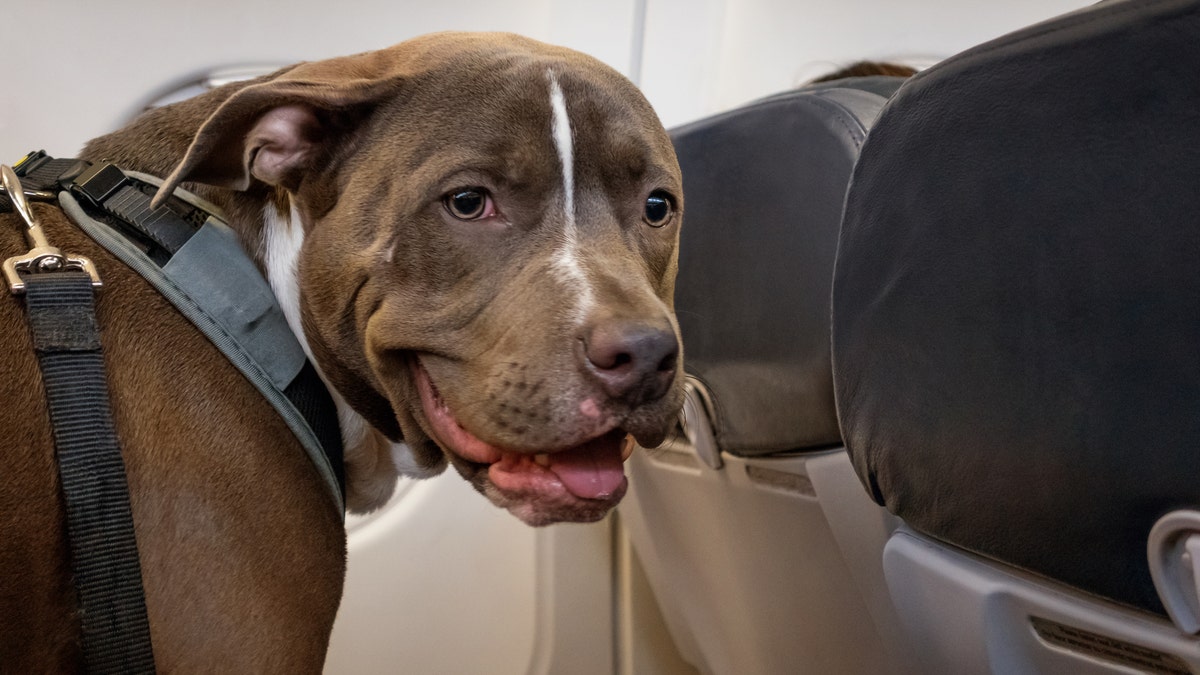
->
[582, 320, 679, 404]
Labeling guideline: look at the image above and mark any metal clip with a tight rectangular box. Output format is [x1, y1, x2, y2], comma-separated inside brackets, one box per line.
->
[680, 377, 723, 470]
[2, 165, 102, 295]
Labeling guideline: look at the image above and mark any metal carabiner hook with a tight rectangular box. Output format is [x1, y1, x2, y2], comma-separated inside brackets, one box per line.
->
[2, 165, 102, 295]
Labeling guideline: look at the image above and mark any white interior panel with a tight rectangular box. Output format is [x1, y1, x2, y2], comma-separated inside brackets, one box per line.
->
[327, 473, 619, 674]
[619, 445, 897, 675]
[325, 474, 538, 673]
[0, 0, 636, 162]
[638, 0, 1094, 127]
[805, 451, 922, 672]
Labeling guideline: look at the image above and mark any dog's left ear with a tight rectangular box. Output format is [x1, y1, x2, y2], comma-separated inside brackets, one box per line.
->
[152, 50, 412, 208]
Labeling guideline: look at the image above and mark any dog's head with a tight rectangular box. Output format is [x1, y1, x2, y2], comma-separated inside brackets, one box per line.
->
[156, 33, 684, 525]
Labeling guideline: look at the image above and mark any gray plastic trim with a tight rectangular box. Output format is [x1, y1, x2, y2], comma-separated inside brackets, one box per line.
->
[1148, 510, 1200, 635]
[884, 528, 1200, 674]
[679, 377, 722, 470]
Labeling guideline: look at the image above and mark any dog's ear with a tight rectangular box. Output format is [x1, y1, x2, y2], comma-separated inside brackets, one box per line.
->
[151, 51, 411, 208]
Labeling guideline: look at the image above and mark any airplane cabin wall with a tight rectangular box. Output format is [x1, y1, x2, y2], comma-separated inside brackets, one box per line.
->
[639, 0, 1092, 128]
[0, 0, 639, 163]
[0, 0, 1095, 162]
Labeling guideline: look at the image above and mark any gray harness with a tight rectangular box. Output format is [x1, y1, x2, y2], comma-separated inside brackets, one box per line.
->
[61, 175, 346, 512]
[1, 152, 345, 673]
[3, 152, 345, 511]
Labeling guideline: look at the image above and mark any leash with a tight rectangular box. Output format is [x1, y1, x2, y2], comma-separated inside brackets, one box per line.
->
[1, 165, 155, 673]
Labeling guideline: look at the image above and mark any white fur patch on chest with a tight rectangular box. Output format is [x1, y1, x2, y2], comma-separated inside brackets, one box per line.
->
[262, 202, 308, 346]
[547, 70, 594, 322]
[261, 203, 430, 509]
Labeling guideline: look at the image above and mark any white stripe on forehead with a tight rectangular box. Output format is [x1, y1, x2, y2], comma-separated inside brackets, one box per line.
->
[548, 71, 575, 227]
[546, 69, 594, 320]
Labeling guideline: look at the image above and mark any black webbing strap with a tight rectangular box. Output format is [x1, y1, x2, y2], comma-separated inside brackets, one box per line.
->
[0, 156, 83, 212]
[101, 184, 194, 253]
[21, 155, 86, 190]
[24, 271, 156, 674]
[70, 163, 198, 256]
[6, 151, 345, 501]
[11, 152, 205, 265]
[285, 361, 347, 495]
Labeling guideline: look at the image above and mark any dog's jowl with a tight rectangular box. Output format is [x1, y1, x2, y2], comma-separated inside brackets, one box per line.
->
[1, 32, 683, 670]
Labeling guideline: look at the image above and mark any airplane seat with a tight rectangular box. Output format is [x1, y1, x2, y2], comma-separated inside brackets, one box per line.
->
[618, 77, 923, 674]
[832, 0, 1200, 671]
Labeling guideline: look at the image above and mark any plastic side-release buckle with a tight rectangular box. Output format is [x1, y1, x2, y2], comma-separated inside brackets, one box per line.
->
[71, 163, 129, 206]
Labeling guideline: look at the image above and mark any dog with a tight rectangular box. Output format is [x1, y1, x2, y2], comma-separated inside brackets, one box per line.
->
[0, 32, 684, 671]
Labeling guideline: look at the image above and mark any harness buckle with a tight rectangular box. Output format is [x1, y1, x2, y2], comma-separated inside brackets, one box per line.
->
[2, 165, 102, 295]
[72, 162, 129, 206]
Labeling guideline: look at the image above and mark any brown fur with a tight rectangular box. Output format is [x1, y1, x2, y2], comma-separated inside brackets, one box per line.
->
[0, 205, 344, 671]
[808, 60, 918, 83]
[1, 32, 683, 669]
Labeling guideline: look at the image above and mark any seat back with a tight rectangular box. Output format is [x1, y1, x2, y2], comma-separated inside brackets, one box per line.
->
[672, 80, 901, 456]
[620, 78, 918, 675]
[833, 0, 1200, 670]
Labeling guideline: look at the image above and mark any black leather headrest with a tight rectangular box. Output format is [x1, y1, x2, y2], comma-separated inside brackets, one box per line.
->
[672, 80, 903, 456]
[833, 0, 1200, 614]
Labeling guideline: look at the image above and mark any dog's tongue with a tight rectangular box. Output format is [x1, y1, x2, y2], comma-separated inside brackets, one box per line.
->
[547, 436, 626, 500]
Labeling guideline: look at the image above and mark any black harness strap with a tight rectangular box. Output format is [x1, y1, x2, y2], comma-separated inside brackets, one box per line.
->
[25, 271, 156, 674]
[15, 153, 207, 266]
[72, 162, 198, 255]
[13, 154, 345, 497]
[4, 160, 155, 673]
[12, 152, 345, 497]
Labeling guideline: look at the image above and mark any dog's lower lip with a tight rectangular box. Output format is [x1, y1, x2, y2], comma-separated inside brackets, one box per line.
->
[410, 357, 632, 502]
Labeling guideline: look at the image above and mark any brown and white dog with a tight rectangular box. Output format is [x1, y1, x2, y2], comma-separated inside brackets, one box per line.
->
[0, 32, 683, 671]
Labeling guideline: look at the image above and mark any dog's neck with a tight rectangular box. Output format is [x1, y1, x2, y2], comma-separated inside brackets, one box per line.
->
[260, 198, 432, 511]
[81, 99, 417, 512]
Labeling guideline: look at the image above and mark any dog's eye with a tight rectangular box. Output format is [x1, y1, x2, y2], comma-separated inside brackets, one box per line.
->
[643, 190, 675, 227]
[444, 188, 494, 220]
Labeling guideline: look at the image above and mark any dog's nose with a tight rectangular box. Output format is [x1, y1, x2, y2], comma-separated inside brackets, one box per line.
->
[583, 320, 679, 404]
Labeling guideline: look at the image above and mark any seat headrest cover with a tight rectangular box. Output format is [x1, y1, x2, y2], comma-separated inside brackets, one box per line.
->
[672, 83, 899, 456]
[832, 0, 1200, 614]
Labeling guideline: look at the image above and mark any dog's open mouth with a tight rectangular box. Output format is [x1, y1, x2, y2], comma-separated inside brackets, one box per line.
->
[411, 359, 634, 523]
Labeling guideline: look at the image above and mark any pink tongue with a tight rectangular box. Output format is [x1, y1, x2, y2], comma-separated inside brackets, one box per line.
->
[547, 436, 626, 499]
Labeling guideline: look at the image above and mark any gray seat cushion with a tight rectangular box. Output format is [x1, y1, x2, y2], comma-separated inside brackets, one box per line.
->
[672, 79, 902, 457]
[833, 0, 1200, 614]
